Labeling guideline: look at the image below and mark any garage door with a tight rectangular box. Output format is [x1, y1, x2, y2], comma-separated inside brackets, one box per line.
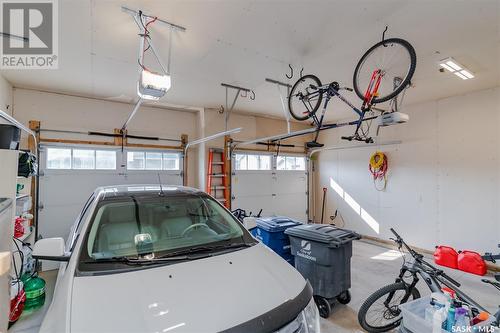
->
[38, 145, 183, 241]
[231, 152, 308, 222]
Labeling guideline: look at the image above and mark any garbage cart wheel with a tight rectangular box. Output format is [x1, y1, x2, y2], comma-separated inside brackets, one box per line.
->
[336, 290, 351, 305]
[314, 296, 332, 318]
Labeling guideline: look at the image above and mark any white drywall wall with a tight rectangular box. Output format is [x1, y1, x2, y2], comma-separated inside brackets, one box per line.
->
[0, 75, 12, 116]
[314, 87, 500, 253]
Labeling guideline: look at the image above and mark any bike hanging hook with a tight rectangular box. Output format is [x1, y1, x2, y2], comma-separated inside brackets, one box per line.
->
[250, 90, 255, 100]
[299, 67, 304, 78]
[286, 64, 293, 79]
[382, 25, 388, 46]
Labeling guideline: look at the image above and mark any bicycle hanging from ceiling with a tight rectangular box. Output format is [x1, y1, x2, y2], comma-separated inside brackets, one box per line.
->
[288, 35, 416, 148]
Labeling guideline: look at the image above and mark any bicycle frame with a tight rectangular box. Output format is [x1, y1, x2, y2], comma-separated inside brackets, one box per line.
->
[307, 83, 372, 143]
[396, 258, 488, 313]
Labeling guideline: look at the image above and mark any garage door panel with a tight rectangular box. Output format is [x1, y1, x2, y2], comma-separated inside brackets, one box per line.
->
[273, 172, 307, 194]
[232, 194, 275, 217]
[273, 193, 307, 222]
[231, 153, 307, 221]
[232, 172, 273, 197]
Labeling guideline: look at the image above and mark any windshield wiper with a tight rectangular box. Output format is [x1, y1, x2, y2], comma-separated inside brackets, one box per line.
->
[82, 255, 190, 265]
[157, 242, 255, 259]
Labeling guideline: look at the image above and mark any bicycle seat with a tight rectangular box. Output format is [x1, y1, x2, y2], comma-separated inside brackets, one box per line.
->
[306, 141, 324, 148]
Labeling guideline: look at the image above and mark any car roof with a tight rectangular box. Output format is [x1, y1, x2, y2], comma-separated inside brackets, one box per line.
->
[94, 184, 204, 200]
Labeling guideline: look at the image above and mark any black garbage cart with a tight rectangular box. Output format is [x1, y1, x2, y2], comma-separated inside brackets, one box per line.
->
[285, 224, 361, 318]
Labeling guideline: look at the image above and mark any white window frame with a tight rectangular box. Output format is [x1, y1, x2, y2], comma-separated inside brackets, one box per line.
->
[276, 155, 307, 171]
[125, 150, 182, 171]
[44, 145, 118, 172]
[233, 153, 273, 171]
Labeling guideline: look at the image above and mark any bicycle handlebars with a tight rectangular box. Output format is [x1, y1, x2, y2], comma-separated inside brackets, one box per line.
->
[389, 228, 461, 287]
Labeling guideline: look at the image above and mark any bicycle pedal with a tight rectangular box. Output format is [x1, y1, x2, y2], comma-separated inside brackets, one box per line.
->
[306, 141, 324, 148]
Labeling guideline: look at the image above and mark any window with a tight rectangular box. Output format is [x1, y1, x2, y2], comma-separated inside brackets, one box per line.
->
[145, 152, 162, 170]
[234, 153, 272, 171]
[126, 151, 181, 170]
[47, 148, 72, 169]
[127, 152, 145, 170]
[73, 149, 95, 169]
[277, 155, 306, 171]
[95, 151, 116, 170]
[46, 147, 116, 170]
[163, 153, 180, 170]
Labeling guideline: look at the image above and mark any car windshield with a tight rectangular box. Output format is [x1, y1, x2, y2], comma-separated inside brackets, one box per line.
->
[81, 192, 250, 264]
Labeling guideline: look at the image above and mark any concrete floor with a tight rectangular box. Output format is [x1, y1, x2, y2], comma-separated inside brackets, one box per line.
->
[8, 241, 498, 333]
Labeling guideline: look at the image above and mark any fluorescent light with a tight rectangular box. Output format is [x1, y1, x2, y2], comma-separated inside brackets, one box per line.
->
[446, 60, 462, 71]
[138, 70, 171, 100]
[438, 57, 475, 80]
[440, 63, 454, 72]
[460, 70, 474, 79]
[454, 72, 468, 80]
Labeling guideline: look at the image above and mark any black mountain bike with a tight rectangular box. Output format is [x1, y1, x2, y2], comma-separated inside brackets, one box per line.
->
[288, 38, 416, 148]
[358, 228, 500, 332]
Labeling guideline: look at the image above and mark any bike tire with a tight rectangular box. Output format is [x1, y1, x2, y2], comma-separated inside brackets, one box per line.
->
[357, 282, 421, 333]
[288, 74, 323, 121]
[353, 38, 417, 104]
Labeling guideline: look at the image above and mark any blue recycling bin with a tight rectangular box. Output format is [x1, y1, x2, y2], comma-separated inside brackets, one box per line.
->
[251, 216, 302, 265]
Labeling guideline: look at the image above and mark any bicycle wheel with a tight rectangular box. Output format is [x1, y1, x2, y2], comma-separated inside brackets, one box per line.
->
[357, 282, 420, 333]
[288, 74, 323, 121]
[353, 38, 416, 104]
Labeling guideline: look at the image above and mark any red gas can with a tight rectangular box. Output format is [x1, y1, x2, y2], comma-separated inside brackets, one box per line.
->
[457, 250, 487, 276]
[434, 245, 458, 269]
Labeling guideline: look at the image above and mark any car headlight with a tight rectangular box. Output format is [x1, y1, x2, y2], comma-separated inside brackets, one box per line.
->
[302, 297, 320, 333]
[275, 297, 320, 333]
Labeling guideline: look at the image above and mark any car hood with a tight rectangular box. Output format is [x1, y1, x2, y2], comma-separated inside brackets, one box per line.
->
[70, 244, 306, 333]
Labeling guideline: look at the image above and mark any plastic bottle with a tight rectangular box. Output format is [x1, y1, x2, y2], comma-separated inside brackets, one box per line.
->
[433, 307, 448, 333]
[425, 300, 438, 323]
[445, 302, 456, 331]
[454, 307, 469, 332]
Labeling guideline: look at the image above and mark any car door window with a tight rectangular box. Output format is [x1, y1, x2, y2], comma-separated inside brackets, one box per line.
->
[68, 195, 95, 251]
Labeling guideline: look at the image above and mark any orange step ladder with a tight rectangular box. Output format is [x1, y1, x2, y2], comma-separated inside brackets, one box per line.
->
[206, 148, 230, 208]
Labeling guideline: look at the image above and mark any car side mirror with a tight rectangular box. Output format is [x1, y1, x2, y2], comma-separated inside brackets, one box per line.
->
[32, 238, 70, 261]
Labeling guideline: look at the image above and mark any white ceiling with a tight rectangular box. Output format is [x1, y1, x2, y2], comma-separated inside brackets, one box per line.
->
[2, 0, 499, 121]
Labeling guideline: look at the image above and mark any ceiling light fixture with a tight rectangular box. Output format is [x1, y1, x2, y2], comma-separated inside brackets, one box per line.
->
[138, 70, 171, 100]
[439, 57, 475, 80]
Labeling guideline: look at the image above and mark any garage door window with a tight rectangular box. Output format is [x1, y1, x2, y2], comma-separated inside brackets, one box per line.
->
[127, 151, 181, 171]
[73, 149, 95, 169]
[277, 156, 306, 171]
[47, 147, 117, 170]
[234, 153, 271, 171]
[47, 148, 72, 169]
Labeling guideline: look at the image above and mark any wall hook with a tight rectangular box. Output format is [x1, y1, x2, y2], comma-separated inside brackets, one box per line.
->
[299, 67, 304, 78]
[250, 90, 255, 100]
[286, 64, 293, 79]
[382, 25, 388, 43]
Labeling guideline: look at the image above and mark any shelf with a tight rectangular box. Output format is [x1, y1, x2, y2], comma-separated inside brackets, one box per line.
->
[15, 194, 29, 200]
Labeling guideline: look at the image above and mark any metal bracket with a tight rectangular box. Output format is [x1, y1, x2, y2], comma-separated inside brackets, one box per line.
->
[265, 78, 292, 133]
[221, 83, 252, 131]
